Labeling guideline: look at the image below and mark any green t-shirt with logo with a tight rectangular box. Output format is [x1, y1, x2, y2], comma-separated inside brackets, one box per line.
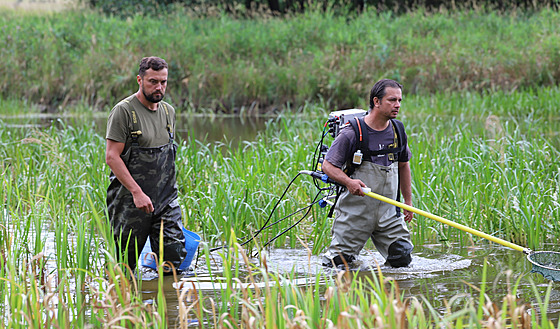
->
[106, 95, 176, 154]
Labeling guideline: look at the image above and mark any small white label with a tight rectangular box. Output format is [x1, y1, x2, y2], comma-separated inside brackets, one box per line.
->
[352, 150, 363, 165]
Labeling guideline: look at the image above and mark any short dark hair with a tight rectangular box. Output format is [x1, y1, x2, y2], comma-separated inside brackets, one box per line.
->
[369, 79, 403, 109]
[138, 56, 168, 77]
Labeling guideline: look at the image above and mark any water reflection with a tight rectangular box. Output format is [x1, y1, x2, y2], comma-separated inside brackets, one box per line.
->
[2, 113, 559, 149]
[0, 114, 270, 144]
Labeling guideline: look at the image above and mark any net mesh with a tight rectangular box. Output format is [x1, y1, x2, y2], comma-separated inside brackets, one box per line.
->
[527, 251, 560, 282]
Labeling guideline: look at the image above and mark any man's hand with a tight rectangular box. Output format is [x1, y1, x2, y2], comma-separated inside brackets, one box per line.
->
[347, 179, 367, 196]
[132, 191, 154, 214]
[404, 209, 414, 222]
[403, 199, 414, 222]
[322, 160, 367, 196]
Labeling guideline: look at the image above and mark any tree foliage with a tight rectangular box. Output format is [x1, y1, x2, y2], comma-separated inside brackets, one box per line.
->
[82, 0, 559, 17]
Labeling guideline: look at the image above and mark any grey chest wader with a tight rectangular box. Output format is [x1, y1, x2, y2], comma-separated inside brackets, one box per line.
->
[324, 162, 412, 262]
[107, 105, 186, 271]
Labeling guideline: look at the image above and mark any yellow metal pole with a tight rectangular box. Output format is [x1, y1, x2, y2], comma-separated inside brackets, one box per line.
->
[363, 190, 526, 253]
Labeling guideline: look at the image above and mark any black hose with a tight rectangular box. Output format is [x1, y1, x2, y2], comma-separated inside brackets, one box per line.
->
[209, 172, 305, 252]
[256, 189, 324, 255]
[209, 119, 336, 254]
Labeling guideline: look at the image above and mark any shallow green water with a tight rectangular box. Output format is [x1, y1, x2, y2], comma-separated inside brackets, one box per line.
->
[137, 244, 560, 327]
[2, 112, 559, 149]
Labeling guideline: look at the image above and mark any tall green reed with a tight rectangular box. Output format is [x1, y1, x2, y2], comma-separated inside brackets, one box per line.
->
[0, 120, 166, 327]
[407, 110, 560, 250]
[175, 243, 557, 328]
[1, 90, 560, 326]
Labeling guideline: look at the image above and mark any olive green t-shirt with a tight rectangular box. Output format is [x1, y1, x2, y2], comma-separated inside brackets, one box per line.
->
[106, 94, 176, 154]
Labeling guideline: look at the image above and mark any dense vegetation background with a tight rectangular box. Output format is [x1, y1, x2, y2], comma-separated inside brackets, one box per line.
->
[2, 3, 560, 327]
[2, 1, 559, 113]
[83, 0, 559, 16]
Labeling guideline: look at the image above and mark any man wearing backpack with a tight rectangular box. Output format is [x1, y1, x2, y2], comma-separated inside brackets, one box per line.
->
[105, 56, 187, 273]
[322, 79, 414, 268]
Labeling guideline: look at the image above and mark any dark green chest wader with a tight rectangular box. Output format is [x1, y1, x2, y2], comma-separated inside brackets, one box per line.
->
[106, 104, 186, 271]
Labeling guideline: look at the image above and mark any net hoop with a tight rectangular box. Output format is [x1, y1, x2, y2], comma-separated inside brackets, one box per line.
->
[527, 251, 560, 281]
[527, 251, 560, 269]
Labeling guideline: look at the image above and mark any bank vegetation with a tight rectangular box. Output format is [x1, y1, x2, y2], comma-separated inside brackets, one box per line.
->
[2, 4, 560, 113]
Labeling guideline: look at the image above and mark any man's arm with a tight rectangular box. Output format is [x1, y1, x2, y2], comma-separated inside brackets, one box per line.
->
[106, 139, 154, 214]
[322, 159, 366, 196]
[398, 161, 414, 222]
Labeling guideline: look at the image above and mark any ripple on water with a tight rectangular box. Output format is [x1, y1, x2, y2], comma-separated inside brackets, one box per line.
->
[262, 248, 472, 280]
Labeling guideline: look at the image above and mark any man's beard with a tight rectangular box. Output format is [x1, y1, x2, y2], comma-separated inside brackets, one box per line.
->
[143, 88, 164, 103]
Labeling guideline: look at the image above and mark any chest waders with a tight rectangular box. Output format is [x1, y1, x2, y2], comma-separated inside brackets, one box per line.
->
[107, 104, 186, 272]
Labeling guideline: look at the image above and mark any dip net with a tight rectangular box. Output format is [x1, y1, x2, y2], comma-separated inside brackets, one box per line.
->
[527, 251, 560, 282]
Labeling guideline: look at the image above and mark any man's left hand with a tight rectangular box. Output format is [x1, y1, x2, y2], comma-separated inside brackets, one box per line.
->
[404, 209, 414, 222]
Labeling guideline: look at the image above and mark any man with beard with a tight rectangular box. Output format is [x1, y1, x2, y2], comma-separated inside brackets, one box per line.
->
[105, 56, 187, 273]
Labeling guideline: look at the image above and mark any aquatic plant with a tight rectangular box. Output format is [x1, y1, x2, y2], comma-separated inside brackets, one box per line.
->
[174, 243, 556, 328]
[1, 92, 559, 326]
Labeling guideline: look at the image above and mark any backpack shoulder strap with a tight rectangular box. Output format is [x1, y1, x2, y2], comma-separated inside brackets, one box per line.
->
[391, 119, 406, 156]
[344, 117, 367, 176]
[348, 117, 367, 152]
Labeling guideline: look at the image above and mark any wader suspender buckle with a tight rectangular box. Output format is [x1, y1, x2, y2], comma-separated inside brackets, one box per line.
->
[387, 120, 399, 162]
[129, 103, 173, 145]
[354, 118, 402, 163]
[130, 108, 142, 146]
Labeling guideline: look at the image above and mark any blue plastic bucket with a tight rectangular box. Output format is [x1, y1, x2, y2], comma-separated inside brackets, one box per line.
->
[139, 227, 200, 271]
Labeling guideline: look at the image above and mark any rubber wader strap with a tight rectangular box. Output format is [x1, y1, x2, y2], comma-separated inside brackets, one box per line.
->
[130, 108, 142, 146]
[163, 103, 174, 142]
[327, 186, 343, 218]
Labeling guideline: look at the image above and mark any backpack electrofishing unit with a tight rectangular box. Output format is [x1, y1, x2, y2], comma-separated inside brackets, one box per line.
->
[210, 109, 406, 254]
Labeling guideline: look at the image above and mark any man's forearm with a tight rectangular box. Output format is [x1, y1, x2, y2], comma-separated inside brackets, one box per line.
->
[105, 139, 143, 196]
[322, 160, 351, 187]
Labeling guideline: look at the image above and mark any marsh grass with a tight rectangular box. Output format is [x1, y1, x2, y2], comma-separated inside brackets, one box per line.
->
[407, 111, 560, 250]
[1, 91, 560, 326]
[174, 244, 555, 328]
[2, 7, 560, 111]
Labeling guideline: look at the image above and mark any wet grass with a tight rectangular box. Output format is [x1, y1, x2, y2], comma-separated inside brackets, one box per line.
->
[406, 111, 560, 250]
[1, 91, 560, 326]
[2, 6, 560, 111]
[177, 245, 556, 328]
